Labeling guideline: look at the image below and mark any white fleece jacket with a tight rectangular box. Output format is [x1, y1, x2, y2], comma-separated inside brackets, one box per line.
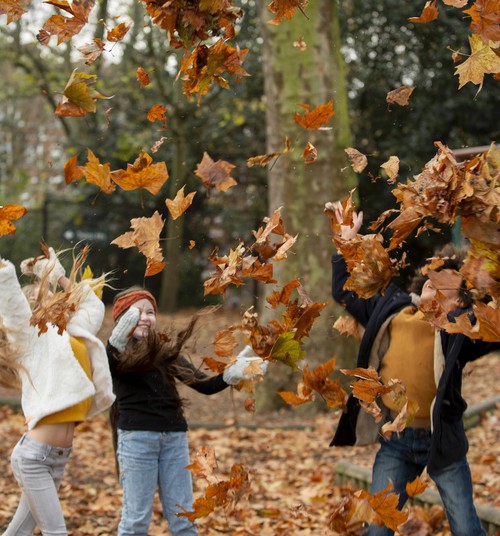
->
[0, 260, 115, 429]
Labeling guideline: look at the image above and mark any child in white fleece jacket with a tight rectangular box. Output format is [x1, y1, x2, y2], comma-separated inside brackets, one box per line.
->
[0, 248, 115, 536]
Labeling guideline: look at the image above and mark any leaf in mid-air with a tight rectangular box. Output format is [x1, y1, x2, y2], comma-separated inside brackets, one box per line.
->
[294, 100, 335, 130]
[111, 152, 169, 195]
[0, 204, 28, 236]
[195, 152, 237, 192]
[165, 186, 196, 221]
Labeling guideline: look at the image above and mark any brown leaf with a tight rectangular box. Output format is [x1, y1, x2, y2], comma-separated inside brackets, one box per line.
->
[408, 0, 439, 24]
[136, 66, 151, 89]
[107, 21, 131, 42]
[37, 0, 95, 45]
[165, 186, 196, 220]
[345, 147, 368, 173]
[80, 149, 115, 194]
[294, 100, 335, 130]
[0, 0, 29, 24]
[302, 141, 317, 164]
[213, 329, 238, 358]
[195, 152, 237, 192]
[111, 152, 169, 195]
[77, 38, 105, 65]
[386, 86, 415, 106]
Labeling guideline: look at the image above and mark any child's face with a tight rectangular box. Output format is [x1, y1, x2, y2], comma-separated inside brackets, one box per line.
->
[132, 298, 157, 339]
[420, 269, 463, 311]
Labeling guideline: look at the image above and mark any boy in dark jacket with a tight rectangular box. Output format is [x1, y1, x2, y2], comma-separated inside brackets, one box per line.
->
[329, 205, 499, 536]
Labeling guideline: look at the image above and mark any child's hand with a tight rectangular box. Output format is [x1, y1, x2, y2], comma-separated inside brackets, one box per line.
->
[334, 203, 363, 240]
[223, 345, 268, 385]
[31, 247, 65, 287]
[109, 306, 140, 352]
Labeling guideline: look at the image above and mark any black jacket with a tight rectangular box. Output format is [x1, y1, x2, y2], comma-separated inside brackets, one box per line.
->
[107, 344, 228, 432]
[330, 253, 499, 472]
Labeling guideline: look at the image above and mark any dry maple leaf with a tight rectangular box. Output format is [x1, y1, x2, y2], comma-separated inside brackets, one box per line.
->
[136, 66, 151, 88]
[464, 0, 500, 42]
[455, 34, 500, 89]
[79, 149, 115, 194]
[406, 475, 428, 497]
[267, 0, 308, 25]
[0, 0, 29, 23]
[179, 40, 249, 104]
[247, 137, 292, 168]
[37, 0, 95, 45]
[408, 0, 439, 24]
[111, 211, 166, 277]
[147, 104, 167, 123]
[213, 329, 238, 358]
[302, 357, 348, 409]
[333, 315, 362, 341]
[165, 186, 196, 220]
[64, 154, 84, 184]
[345, 147, 368, 173]
[185, 446, 218, 483]
[278, 382, 314, 406]
[77, 39, 105, 65]
[294, 100, 335, 130]
[0, 204, 28, 236]
[55, 69, 111, 117]
[195, 152, 237, 192]
[293, 35, 307, 50]
[380, 155, 400, 183]
[107, 21, 132, 42]
[111, 151, 169, 195]
[302, 141, 317, 164]
[386, 86, 415, 106]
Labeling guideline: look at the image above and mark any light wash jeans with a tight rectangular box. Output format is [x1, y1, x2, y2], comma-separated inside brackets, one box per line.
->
[367, 426, 485, 536]
[117, 429, 197, 536]
[4, 433, 72, 536]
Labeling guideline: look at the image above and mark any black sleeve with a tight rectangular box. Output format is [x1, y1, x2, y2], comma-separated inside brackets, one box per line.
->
[174, 355, 229, 395]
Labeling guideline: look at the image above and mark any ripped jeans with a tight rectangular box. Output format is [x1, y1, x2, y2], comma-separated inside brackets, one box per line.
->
[4, 433, 72, 536]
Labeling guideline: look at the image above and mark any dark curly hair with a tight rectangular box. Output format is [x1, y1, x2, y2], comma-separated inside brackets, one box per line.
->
[409, 243, 473, 308]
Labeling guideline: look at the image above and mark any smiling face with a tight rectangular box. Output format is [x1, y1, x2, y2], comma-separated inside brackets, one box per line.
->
[131, 298, 157, 339]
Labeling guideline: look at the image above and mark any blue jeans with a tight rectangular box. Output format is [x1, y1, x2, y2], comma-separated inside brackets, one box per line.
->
[117, 429, 197, 536]
[4, 433, 72, 536]
[367, 427, 485, 536]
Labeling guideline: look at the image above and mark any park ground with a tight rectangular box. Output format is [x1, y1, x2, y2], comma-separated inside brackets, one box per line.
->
[0, 308, 499, 535]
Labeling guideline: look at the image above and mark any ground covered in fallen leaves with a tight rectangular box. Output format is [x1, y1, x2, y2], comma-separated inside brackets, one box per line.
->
[0, 309, 499, 535]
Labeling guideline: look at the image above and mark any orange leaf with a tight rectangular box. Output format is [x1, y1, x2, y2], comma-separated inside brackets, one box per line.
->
[80, 149, 115, 194]
[406, 475, 428, 497]
[136, 66, 151, 89]
[247, 137, 292, 168]
[380, 156, 400, 183]
[464, 0, 500, 42]
[111, 152, 168, 195]
[147, 104, 167, 123]
[213, 329, 238, 357]
[0, 204, 28, 236]
[185, 446, 218, 482]
[267, 0, 307, 25]
[195, 152, 237, 192]
[294, 100, 335, 130]
[107, 21, 131, 42]
[188, 240, 196, 250]
[333, 315, 361, 341]
[145, 258, 167, 277]
[302, 141, 317, 164]
[408, 0, 439, 23]
[165, 186, 196, 220]
[64, 154, 84, 185]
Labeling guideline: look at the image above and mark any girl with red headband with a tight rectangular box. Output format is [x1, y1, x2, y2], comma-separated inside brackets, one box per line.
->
[107, 287, 267, 536]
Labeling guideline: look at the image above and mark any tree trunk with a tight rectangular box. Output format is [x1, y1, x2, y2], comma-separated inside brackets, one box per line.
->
[256, 2, 359, 412]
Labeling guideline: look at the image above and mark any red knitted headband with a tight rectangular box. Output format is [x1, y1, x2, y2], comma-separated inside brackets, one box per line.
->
[112, 290, 158, 321]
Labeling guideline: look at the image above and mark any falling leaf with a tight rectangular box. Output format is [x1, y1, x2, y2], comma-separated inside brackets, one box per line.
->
[293, 35, 307, 50]
[270, 332, 305, 371]
[165, 186, 196, 220]
[213, 329, 238, 358]
[77, 38, 105, 65]
[55, 69, 111, 117]
[408, 0, 439, 24]
[111, 151, 169, 195]
[455, 34, 500, 89]
[386, 86, 415, 106]
[150, 136, 168, 154]
[247, 137, 292, 168]
[111, 211, 166, 277]
[136, 66, 151, 88]
[302, 141, 317, 164]
[406, 475, 428, 497]
[345, 147, 368, 173]
[63, 154, 84, 184]
[0, 0, 29, 24]
[147, 104, 167, 123]
[79, 149, 115, 194]
[37, 0, 96, 45]
[267, 0, 308, 25]
[380, 156, 400, 183]
[188, 240, 196, 250]
[185, 446, 218, 483]
[195, 152, 237, 192]
[333, 315, 362, 341]
[0, 204, 28, 236]
[294, 100, 335, 130]
[107, 21, 132, 42]
[464, 0, 500, 42]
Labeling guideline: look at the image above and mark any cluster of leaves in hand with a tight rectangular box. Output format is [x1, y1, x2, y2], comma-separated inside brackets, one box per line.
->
[178, 445, 251, 522]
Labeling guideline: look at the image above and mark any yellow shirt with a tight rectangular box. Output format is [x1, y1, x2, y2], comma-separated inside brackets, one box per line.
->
[38, 337, 93, 425]
[379, 306, 436, 418]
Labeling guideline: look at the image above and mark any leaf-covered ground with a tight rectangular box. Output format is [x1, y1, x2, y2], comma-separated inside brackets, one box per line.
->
[0, 309, 499, 535]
